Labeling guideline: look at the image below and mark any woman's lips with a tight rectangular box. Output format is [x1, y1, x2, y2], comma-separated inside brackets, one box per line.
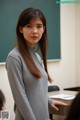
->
[31, 36, 38, 40]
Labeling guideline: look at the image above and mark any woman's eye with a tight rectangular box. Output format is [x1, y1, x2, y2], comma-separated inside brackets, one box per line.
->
[26, 25, 32, 28]
[37, 26, 42, 28]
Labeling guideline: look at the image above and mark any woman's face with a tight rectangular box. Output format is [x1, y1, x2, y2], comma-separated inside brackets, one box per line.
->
[20, 17, 45, 48]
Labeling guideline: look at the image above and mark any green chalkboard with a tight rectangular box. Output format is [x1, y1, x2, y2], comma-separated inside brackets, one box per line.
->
[0, 0, 60, 62]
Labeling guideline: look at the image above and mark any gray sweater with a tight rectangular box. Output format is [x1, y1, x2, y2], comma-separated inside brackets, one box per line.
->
[6, 47, 53, 120]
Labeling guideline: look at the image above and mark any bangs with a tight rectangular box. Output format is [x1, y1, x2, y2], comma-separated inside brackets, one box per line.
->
[20, 11, 42, 27]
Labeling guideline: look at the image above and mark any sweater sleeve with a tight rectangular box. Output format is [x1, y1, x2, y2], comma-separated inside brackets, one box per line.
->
[6, 56, 36, 120]
[48, 96, 53, 106]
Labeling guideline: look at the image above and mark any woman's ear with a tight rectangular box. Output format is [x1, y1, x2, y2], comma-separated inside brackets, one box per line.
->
[19, 26, 23, 33]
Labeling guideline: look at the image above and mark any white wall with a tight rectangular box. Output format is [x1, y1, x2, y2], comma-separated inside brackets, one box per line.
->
[48, 4, 76, 89]
[75, 5, 80, 85]
[0, 4, 78, 119]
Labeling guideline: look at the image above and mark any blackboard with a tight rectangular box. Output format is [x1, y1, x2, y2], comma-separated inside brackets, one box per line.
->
[0, 0, 60, 62]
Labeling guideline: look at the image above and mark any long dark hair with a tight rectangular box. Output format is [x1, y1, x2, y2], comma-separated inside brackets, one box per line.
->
[65, 91, 80, 120]
[16, 7, 52, 82]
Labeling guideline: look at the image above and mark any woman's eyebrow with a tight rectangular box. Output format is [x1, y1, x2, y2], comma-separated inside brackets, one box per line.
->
[36, 23, 43, 25]
[28, 23, 43, 26]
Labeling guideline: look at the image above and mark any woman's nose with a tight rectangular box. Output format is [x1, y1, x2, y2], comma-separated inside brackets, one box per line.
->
[32, 27, 37, 33]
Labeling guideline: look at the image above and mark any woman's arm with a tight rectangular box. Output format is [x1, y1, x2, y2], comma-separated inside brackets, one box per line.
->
[6, 56, 36, 120]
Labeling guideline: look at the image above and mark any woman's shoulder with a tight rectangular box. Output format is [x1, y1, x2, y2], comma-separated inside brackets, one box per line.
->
[8, 47, 20, 57]
[7, 47, 22, 61]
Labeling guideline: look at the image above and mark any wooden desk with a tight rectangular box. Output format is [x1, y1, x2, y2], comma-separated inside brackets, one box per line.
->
[48, 90, 77, 116]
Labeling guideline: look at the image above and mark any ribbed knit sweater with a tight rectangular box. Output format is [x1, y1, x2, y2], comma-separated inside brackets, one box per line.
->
[6, 47, 53, 120]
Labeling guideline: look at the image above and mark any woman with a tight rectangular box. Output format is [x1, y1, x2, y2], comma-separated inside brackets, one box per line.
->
[6, 7, 66, 120]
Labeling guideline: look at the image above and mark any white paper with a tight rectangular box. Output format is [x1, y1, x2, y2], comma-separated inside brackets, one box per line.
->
[50, 94, 75, 100]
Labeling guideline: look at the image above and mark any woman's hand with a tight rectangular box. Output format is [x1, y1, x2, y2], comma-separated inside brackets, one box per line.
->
[51, 100, 67, 111]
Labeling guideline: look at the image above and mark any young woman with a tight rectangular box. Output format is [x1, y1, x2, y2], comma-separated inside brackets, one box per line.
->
[6, 7, 66, 120]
